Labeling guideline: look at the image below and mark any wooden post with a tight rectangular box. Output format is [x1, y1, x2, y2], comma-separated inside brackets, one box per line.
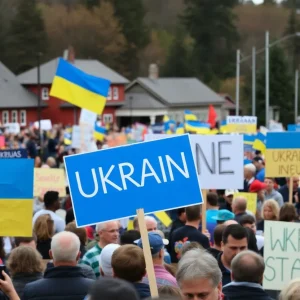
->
[201, 189, 207, 233]
[137, 209, 158, 298]
[289, 177, 294, 204]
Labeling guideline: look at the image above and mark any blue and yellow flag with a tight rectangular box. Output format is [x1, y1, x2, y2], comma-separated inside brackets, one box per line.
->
[184, 110, 198, 121]
[176, 123, 185, 134]
[253, 132, 266, 154]
[185, 120, 210, 134]
[50, 58, 111, 114]
[94, 124, 107, 142]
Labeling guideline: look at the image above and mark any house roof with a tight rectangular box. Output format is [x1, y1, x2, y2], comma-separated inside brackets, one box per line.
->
[17, 58, 129, 85]
[125, 78, 225, 107]
[0, 62, 45, 108]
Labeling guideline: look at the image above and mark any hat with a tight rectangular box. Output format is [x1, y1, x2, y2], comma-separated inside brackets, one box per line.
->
[212, 210, 235, 221]
[99, 244, 120, 277]
[88, 277, 139, 300]
[225, 189, 239, 197]
[136, 232, 168, 255]
[250, 180, 267, 192]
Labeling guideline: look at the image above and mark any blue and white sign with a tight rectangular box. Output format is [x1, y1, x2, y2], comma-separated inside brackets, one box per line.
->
[287, 124, 300, 132]
[64, 135, 202, 227]
[0, 149, 28, 159]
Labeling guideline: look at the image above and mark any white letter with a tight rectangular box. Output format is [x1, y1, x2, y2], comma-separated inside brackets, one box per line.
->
[119, 163, 141, 190]
[75, 169, 98, 198]
[140, 159, 162, 187]
[158, 156, 167, 182]
[99, 165, 122, 194]
[166, 152, 190, 181]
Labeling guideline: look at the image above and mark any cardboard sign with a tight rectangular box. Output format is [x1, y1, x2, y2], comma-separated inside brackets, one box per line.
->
[34, 168, 66, 198]
[263, 221, 300, 290]
[64, 135, 202, 227]
[269, 120, 284, 132]
[34, 119, 52, 131]
[0, 149, 28, 159]
[79, 108, 97, 126]
[4, 123, 20, 134]
[226, 116, 257, 134]
[265, 132, 300, 177]
[145, 134, 244, 189]
[72, 125, 96, 152]
[234, 192, 257, 215]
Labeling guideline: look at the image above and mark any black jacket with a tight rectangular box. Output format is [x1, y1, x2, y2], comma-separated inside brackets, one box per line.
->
[22, 266, 94, 300]
[12, 272, 42, 299]
[223, 282, 274, 300]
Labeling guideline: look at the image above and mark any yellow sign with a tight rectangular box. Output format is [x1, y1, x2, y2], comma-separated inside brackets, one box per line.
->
[34, 168, 66, 198]
[234, 192, 257, 215]
[0, 199, 33, 236]
[226, 124, 256, 134]
[265, 149, 300, 177]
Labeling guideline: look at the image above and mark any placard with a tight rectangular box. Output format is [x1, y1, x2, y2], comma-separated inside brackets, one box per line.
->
[4, 123, 20, 134]
[79, 108, 97, 126]
[0, 149, 28, 159]
[34, 119, 52, 131]
[226, 116, 257, 134]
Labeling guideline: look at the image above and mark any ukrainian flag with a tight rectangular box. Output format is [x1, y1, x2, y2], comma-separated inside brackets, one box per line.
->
[184, 110, 198, 121]
[253, 132, 266, 154]
[176, 123, 185, 134]
[50, 58, 111, 114]
[243, 134, 256, 152]
[94, 124, 107, 142]
[185, 120, 210, 134]
[220, 120, 228, 133]
[164, 115, 176, 133]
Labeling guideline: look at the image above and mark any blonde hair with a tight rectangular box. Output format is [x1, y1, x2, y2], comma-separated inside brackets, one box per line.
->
[34, 214, 54, 241]
[279, 278, 300, 300]
[261, 199, 280, 220]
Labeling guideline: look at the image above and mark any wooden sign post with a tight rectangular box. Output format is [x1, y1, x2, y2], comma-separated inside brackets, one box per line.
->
[201, 189, 207, 233]
[137, 209, 158, 298]
[289, 178, 294, 204]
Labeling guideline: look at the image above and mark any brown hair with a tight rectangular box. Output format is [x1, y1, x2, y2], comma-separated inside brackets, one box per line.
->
[279, 204, 297, 222]
[185, 205, 201, 222]
[111, 245, 145, 282]
[34, 214, 54, 241]
[164, 263, 176, 277]
[65, 221, 87, 246]
[181, 241, 203, 258]
[0, 238, 5, 260]
[158, 285, 183, 298]
[15, 235, 37, 247]
[7, 246, 43, 276]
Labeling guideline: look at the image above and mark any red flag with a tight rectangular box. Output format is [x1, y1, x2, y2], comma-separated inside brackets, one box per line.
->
[207, 105, 217, 128]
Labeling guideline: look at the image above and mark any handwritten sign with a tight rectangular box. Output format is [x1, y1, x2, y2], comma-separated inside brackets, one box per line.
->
[234, 192, 257, 215]
[145, 134, 243, 189]
[264, 221, 300, 290]
[4, 123, 20, 134]
[34, 119, 52, 131]
[265, 132, 300, 177]
[226, 116, 257, 134]
[34, 168, 66, 198]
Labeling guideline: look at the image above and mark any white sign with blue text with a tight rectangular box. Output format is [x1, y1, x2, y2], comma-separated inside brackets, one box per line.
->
[64, 135, 202, 227]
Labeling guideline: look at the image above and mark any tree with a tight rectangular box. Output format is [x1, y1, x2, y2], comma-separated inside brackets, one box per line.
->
[263, 0, 276, 5]
[256, 45, 293, 126]
[182, 0, 239, 86]
[8, 0, 47, 73]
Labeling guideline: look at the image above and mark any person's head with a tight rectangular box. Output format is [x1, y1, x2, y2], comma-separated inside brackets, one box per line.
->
[44, 191, 60, 211]
[180, 241, 203, 258]
[261, 199, 280, 221]
[120, 230, 141, 245]
[232, 196, 247, 215]
[244, 227, 258, 253]
[212, 210, 234, 224]
[99, 243, 120, 277]
[239, 215, 256, 234]
[223, 220, 238, 227]
[65, 221, 87, 246]
[249, 181, 267, 200]
[252, 156, 264, 171]
[264, 177, 275, 192]
[111, 245, 146, 283]
[0, 238, 5, 260]
[145, 216, 158, 232]
[213, 224, 225, 250]
[34, 156, 42, 168]
[7, 246, 43, 276]
[34, 214, 54, 241]
[133, 217, 139, 231]
[177, 208, 186, 222]
[96, 221, 119, 246]
[87, 277, 139, 300]
[185, 205, 201, 223]
[14, 235, 37, 249]
[158, 285, 182, 298]
[287, 177, 300, 191]
[244, 164, 256, 180]
[231, 250, 265, 284]
[207, 192, 218, 208]
[50, 231, 81, 266]
[279, 203, 297, 222]
[224, 190, 238, 205]
[221, 224, 248, 268]
[279, 278, 300, 300]
[46, 156, 56, 168]
[177, 249, 222, 300]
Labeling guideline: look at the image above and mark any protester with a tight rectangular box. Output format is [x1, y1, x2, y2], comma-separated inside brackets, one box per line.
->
[206, 192, 219, 242]
[180, 241, 203, 259]
[243, 163, 256, 192]
[145, 216, 158, 232]
[253, 156, 265, 182]
[279, 203, 298, 222]
[264, 177, 284, 207]
[207, 224, 225, 259]
[14, 236, 37, 249]
[169, 208, 186, 236]
[244, 227, 259, 253]
[99, 243, 120, 277]
[219, 190, 238, 211]
[156, 230, 172, 264]
[23, 231, 94, 300]
[65, 221, 87, 258]
[223, 250, 273, 300]
[278, 177, 300, 204]
[120, 230, 141, 245]
[0, 271, 20, 300]
[249, 181, 267, 215]
[257, 199, 280, 232]
[232, 196, 247, 223]
[279, 278, 300, 300]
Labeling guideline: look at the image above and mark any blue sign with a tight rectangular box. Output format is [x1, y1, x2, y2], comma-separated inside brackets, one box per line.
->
[65, 135, 202, 227]
[287, 124, 300, 132]
[0, 159, 34, 198]
[0, 149, 28, 159]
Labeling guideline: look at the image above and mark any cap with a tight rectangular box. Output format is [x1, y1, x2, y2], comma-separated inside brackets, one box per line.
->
[212, 209, 235, 221]
[136, 232, 169, 255]
[225, 189, 239, 197]
[88, 277, 139, 300]
[99, 244, 120, 277]
[250, 180, 267, 192]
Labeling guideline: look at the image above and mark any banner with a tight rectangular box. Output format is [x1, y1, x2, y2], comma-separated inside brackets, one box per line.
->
[226, 116, 257, 134]
[0, 149, 28, 159]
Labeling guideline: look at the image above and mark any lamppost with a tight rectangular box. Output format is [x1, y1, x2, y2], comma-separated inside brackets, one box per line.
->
[37, 52, 42, 151]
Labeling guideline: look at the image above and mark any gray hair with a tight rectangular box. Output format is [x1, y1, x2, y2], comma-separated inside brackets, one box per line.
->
[145, 216, 157, 225]
[279, 278, 300, 300]
[244, 163, 256, 174]
[231, 250, 264, 283]
[176, 249, 222, 287]
[51, 231, 80, 262]
[96, 222, 107, 233]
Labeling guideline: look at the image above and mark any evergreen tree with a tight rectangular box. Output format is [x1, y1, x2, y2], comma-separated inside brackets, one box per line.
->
[182, 0, 239, 86]
[8, 0, 47, 74]
[256, 45, 293, 126]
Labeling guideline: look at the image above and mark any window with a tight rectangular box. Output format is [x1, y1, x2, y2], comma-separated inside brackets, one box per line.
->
[103, 114, 113, 124]
[11, 110, 18, 123]
[20, 110, 26, 126]
[107, 87, 112, 100]
[113, 87, 119, 100]
[41, 87, 49, 100]
[2, 111, 9, 124]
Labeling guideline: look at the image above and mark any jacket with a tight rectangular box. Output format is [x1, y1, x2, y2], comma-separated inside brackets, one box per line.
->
[22, 266, 94, 300]
[132, 282, 151, 299]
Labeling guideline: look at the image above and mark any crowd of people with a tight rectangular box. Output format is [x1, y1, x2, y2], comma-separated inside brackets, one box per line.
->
[0, 124, 300, 300]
